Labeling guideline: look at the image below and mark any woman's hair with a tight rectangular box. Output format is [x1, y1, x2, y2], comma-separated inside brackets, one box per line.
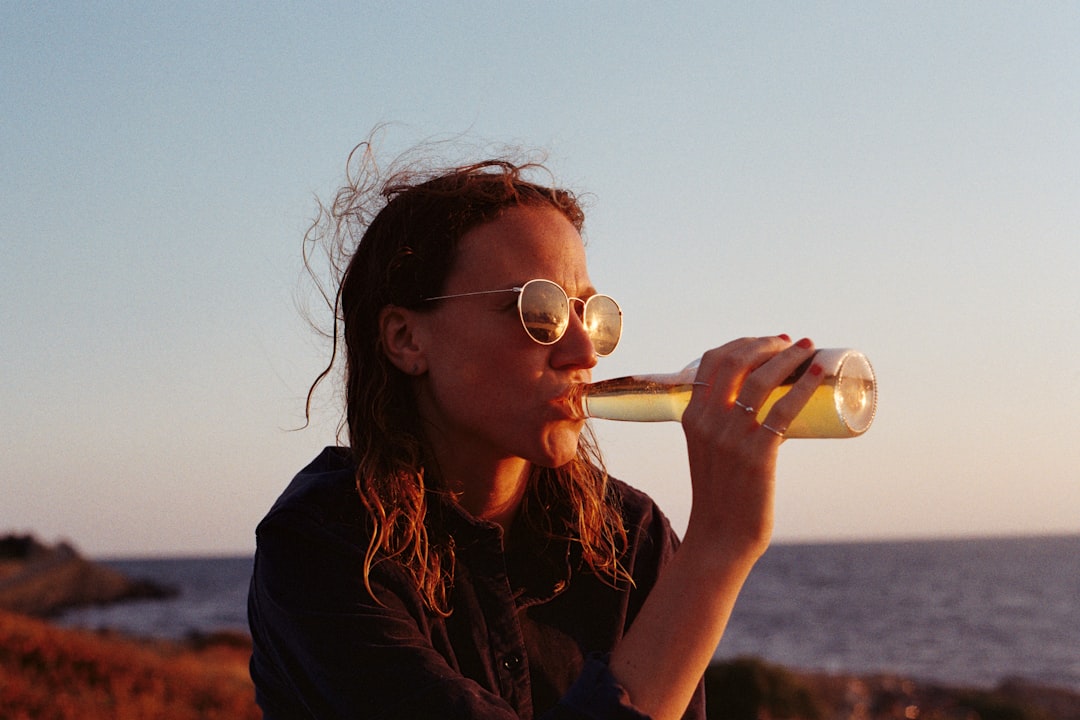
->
[304, 142, 630, 615]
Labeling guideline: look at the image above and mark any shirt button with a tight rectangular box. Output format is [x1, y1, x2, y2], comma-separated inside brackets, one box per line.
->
[502, 653, 522, 670]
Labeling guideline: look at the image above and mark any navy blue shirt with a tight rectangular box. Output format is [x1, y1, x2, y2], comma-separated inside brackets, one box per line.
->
[248, 447, 706, 719]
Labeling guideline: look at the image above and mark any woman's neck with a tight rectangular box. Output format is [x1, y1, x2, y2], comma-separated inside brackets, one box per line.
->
[446, 457, 531, 535]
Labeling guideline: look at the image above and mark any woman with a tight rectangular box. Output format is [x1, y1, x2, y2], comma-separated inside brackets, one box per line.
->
[247, 147, 824, 720]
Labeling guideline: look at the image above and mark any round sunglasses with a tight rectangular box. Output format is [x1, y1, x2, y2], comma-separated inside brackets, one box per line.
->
[424, 278, 622, 356]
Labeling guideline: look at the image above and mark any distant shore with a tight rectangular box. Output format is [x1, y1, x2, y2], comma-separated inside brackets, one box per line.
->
[0, 534, 176, 617]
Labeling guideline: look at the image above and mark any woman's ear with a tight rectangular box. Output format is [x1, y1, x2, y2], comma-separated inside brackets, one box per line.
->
[379, 305, 428, 376]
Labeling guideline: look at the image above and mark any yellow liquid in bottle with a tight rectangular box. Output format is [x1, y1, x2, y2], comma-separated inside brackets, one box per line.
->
[578, 350, 876, 438]
[580, 377, 695, 423]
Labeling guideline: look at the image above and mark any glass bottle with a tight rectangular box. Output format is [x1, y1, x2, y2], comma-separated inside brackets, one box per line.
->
[571, 348, 876, 438]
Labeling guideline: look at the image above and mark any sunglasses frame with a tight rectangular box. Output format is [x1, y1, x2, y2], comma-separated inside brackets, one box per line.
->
[424, 278, 622, 356]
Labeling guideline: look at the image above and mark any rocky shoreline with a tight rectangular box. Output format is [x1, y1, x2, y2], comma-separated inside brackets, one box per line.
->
[704, 656, 1080, 720]
[0, 534, 176, 617]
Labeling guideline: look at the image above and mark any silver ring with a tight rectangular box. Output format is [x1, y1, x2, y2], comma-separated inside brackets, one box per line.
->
[734, 400, 755, 414]
[691, 381, 711, 387]
[761, 423, 786, 438]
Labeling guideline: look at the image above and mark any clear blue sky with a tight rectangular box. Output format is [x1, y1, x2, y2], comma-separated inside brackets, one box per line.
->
[3, 3, 1078, 557]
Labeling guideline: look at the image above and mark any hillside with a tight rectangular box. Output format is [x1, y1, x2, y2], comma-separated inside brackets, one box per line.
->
[0, 534, 175, 617]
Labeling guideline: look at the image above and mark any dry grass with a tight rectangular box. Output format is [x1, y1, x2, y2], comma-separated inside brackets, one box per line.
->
[0, 609, 258, 720]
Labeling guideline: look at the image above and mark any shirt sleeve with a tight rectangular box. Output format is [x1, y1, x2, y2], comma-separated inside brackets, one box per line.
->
[248, 505, 653, 720]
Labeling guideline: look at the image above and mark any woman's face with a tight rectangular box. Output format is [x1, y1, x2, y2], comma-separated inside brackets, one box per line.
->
[411, 204, 601, 475]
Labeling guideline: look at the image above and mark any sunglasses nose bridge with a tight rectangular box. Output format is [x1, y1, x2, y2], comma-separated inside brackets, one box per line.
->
[567, 295, 586, 321]
[553, 296, 604, 362]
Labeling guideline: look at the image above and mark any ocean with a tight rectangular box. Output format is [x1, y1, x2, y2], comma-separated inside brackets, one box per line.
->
[56, 535, 1080, 692]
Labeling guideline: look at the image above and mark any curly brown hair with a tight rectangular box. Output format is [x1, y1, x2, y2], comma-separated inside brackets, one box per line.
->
[304, 142, 630, 616]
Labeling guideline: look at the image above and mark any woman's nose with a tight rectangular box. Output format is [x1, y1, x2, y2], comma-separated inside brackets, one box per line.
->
[552, 306, 598, 369]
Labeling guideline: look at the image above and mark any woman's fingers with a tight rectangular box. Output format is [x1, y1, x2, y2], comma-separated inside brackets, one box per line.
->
[733, 338, 813, 407]
[733, 338, 823, 440]
[755, 352, 826, 440]
[691, 336, 791, 403]
[688, 335, 823, 442]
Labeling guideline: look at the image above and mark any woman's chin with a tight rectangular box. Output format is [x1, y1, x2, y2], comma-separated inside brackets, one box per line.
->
[533, 430, 582, 468]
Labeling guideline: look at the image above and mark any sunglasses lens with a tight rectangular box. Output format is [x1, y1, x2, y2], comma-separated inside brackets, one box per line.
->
[519, 280, 570, 344]
[584, 295, 622, 356]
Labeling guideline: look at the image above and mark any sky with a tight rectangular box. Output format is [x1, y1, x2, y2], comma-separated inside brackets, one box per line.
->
[2, 3, 1078, 558]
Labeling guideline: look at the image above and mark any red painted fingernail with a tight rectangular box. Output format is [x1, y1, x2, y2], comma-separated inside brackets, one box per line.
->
[796, 337, 812, 349]
[778, 333, 791, 342]
[809, 363, 823, 376]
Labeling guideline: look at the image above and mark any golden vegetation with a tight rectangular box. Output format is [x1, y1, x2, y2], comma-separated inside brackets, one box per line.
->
[0, 610, 258, 720]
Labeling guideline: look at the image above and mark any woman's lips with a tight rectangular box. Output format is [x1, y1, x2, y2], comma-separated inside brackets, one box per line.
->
[552, 384, 587, 421]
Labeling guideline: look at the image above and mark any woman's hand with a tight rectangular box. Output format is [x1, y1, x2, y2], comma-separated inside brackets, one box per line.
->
[680, 335, 823, 560]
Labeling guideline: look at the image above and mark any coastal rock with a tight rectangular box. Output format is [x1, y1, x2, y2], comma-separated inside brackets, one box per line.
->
[704, 657, 1080, 720]
[0, 533, 176, 617]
